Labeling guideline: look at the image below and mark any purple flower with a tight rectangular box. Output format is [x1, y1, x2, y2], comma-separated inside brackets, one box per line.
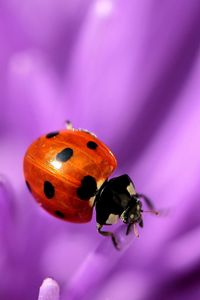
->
[1, 1, 200, 299]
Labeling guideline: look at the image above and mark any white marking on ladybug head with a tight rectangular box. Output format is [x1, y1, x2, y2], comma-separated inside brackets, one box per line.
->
[137, 205, 140, 211]
[126, 182, 136, 196]
[106, 214, 119, 225]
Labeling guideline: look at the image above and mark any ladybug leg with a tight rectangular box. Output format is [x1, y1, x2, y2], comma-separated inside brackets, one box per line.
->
[97, 224, 120, 250]
[126, 223, 133, 235]
[126, 223, 141, 237]
[65, 120, 73, 130]
[139, 219, 144, 228]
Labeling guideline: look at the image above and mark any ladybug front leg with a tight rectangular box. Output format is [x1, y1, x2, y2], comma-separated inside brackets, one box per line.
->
[126, 223, 133, 235]
[97, 224, 120, 250]
[126, 223, 140, 238]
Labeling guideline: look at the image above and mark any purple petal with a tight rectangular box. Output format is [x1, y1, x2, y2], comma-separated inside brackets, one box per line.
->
[0, 1, 200, 300]
[64, 224, 135, 300]
[0, 175, 16, 245]
[38, 278, 60, 300]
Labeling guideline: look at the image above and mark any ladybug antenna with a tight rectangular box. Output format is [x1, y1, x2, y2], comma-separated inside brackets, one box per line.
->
[133, 224, 140, 238]
[136, 193, 159, 216]
[141, 209, 160, 216]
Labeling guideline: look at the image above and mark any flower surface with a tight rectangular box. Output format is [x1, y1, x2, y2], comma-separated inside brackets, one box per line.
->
[0, 1, 200, 300]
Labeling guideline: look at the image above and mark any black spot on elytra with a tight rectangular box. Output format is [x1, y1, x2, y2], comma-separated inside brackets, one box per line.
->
[46, 131, 59, 138]
[77, 175, 97, 200]
[25, 180, 32, 193]
[44, 181, 55, 199]
[56, 148, 73, 162]
[87, 141, 98, 150]
[55, 210, 65, 219]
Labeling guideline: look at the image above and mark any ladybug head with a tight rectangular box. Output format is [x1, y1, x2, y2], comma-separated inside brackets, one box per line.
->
[120, 197, 143, 225]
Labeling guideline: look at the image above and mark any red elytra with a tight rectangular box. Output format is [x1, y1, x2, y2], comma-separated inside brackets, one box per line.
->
[23, 129, 117, 223]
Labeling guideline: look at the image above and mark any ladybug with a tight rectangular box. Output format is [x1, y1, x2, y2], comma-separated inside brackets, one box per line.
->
[23, 122, 158, 249]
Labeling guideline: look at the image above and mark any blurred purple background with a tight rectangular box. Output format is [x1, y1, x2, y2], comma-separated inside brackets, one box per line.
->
[1, 1, 200, 299]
